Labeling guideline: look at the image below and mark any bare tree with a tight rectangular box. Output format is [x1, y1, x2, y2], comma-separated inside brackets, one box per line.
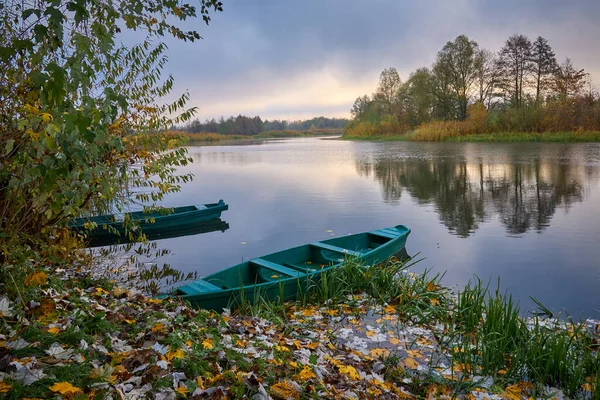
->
[552, 58, 587, 98]
[497, 34, 533, 108]
[530, 36, 557, 103]
[474, 49, 501, 108]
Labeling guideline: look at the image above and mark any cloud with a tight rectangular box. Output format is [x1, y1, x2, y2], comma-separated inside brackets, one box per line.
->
[150, 0, 600, 120]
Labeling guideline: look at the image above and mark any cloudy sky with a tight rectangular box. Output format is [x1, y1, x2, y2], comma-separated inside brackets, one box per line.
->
[157, 0, 600, 121]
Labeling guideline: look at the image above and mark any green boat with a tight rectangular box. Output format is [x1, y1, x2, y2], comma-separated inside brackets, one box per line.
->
[163, 224, 410, 311]
[69, 200, 228, 243]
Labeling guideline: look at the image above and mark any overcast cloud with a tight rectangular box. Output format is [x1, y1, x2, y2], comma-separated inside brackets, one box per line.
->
[152, 0, 600, 121]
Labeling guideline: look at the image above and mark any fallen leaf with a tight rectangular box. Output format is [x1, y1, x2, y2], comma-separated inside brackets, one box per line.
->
[369, 348, 390, 358]
[338, 365, 360, 380]
[270, 380, 300, 400]
[389, 337, 400, 345]
[402, 358, 419, 369]
[295, 365, 316, 381]
[166, 348, 185, 361]
[430, 298, 440, 306]
[504, 384, 522, 400]
[25, 271, 47, 286]
[0, 381, 11, 393]
[50, 382, 82, 396]
[202, 338, 214, 350]
[47, 327, 60, 335]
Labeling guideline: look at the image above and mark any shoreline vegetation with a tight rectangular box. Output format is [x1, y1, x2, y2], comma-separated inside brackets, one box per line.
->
[1, 254, 598, 399]
[168, 129, 343, 143]
[344, 33, 600, 143]
[342, 130, 600, 143]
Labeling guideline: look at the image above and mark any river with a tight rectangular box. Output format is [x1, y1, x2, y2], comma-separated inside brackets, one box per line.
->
[158, 137, 600, 319]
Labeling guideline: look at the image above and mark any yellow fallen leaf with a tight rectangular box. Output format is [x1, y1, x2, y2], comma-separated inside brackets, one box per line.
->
[402, 357, 419, 369]
[95, 287, 109, 295]
[146, 297, 162, 304]
[166, 348, 185, 361]
[25, 271, 47, 286]
[270, 380, 300, 400]
[151, 323, 166, 333]
[47, 327, 60, 335]
[383, 304, 396, 314]
[175, 386, 188, 396]
[113, 287, 129, 297]
[0, 381, 11, 393]
[389, 337, 400, 345]
[271, 274, 280, 279]
[338, 364, 360, 380]
[275, 345, 290, 352]
[365, 330, 378, 337]
[369, 348, 390, 358]
[202, 338, 214, 350]
[430, 298, 440, 306]
[504, 384, 522, 400]
[50, 382, 82, 396]
[295, 365, 316, 381]
[196, 376, 205, 390]
[406, 349, 422, 358]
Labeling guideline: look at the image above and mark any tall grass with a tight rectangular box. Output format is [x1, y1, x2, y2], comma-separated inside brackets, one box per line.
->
[447, 278, 599, 398]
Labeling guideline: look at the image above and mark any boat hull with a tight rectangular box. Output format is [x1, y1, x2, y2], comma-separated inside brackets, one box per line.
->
[164, 225, 410, 311]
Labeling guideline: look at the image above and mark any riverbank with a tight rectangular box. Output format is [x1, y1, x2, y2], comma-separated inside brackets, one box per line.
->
[342, 131, 600, 143]
[1, 256, 597, 399]
[169, 129, 343, 143]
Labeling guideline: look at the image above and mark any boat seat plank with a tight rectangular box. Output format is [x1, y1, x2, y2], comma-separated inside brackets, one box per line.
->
[250, 258, 306, 277]
[369, 230, 398, 239]
[311, 242, 362, 257]
[178, 280, 222, 295]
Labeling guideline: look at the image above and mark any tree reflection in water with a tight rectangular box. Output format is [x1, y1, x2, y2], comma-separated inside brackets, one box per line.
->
[356, 155, 587, 237]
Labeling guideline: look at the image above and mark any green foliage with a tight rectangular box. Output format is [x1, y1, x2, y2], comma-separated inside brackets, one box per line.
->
[344, 32, 600, 141]
[0, 1, 222, 293]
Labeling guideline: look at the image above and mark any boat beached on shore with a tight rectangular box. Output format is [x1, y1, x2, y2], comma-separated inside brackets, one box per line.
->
[164, 225, 411, 311]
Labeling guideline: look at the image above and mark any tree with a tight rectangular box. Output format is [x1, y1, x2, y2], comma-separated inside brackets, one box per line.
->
[552, 58, 587, 98]
[530, 36, 557, 103]
[374, 68, 402, 115]
[0, 1, 223, 243]
[497, 34, 533, 108]
[433, 35, 480, 120]
[351, 95, 371, 120]
[398, 68, 434, 126]
[430, 60, 457, 120]
[474, 49, 501, 108]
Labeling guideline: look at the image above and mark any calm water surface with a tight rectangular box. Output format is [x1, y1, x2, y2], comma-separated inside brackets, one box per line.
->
[157, 137, 600, 319]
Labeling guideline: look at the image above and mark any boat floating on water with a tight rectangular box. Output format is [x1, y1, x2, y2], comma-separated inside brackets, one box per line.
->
[68, 200, 228, 244]
[163, 224, 410, 311]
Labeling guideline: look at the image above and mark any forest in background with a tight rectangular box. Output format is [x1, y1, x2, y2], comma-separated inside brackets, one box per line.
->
[345, 34, 600, 140]
[179, 115, 348, 135]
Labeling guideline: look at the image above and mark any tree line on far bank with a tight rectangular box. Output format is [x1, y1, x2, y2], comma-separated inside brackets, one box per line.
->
[179, 115, 349, 135]
[346, 34, 600, 139]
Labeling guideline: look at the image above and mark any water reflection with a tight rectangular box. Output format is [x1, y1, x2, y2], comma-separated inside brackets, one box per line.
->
[86, 218, 229, 248]
[356, 149, 592, 237]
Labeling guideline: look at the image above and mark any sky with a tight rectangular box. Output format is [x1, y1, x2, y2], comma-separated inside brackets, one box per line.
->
[154, 0, 600, 121]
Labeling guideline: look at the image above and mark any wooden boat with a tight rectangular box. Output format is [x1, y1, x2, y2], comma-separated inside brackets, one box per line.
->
[69, 200, 228, 242]
[163, 225, 410, 311]
[85, 218, 229, 248]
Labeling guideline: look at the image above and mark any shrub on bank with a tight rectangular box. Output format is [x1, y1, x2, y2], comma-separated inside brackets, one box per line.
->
[412, 103, 488, 141]
[344, 116, 407, 139]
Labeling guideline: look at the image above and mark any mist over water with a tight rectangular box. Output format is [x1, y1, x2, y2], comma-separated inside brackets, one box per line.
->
[159, 138, 600, 319]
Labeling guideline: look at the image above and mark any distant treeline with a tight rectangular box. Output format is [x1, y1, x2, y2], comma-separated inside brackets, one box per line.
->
[346, 33, 600, 140]
[179, 115, 348, 135]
